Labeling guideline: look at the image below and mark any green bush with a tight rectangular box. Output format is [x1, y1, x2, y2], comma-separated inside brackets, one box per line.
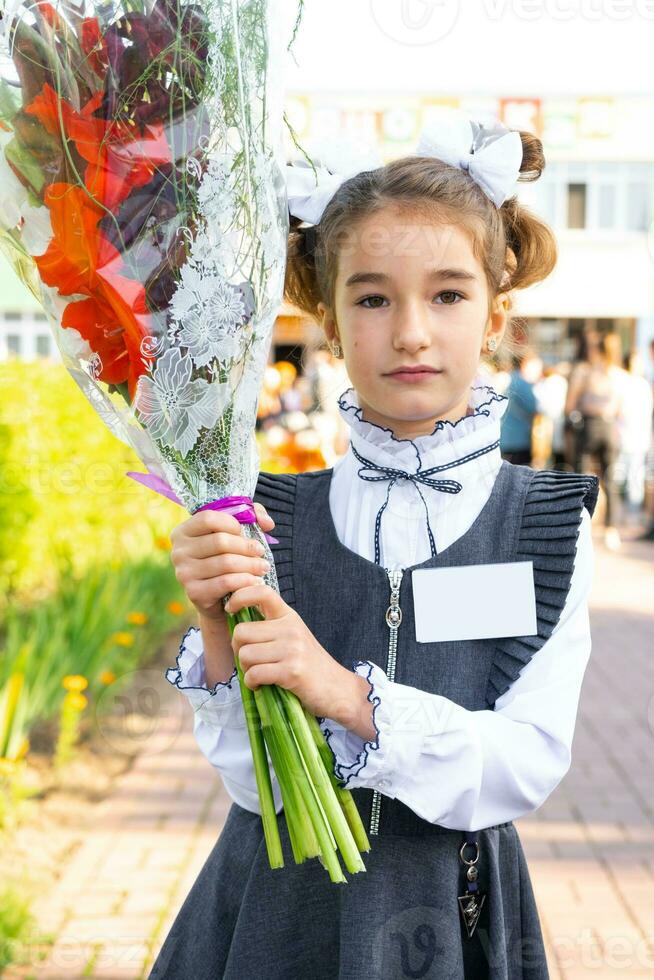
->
[0, 362, 182, 606]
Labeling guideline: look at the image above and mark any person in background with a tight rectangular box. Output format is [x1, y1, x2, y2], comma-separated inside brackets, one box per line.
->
[566, 332, 625, 550]
[499, 349, 539, 466]
[255, 365, 283, 430]
[304, 345, 351, 461]
[637, 338, 654, 540]
[615, 350, 653, 521]
[274, 360, 303, 412]
[645, 337, 654, 387]
[534, 363, 569, 470]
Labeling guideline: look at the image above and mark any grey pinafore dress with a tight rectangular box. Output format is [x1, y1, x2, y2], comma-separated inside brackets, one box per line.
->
[149, 460, 598, 980]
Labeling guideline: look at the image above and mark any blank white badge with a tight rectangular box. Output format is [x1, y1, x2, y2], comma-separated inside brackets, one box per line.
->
[412, 561, 538, 644]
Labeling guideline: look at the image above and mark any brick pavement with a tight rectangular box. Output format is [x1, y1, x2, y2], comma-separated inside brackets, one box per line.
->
[10, 522, 654, 979]
[519, 524, 654, 979]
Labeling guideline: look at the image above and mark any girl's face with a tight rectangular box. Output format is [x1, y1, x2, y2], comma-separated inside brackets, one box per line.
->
[317, 206, 508, 440]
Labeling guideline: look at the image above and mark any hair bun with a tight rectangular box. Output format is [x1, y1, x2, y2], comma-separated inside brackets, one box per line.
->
[516, 131, 546, 182]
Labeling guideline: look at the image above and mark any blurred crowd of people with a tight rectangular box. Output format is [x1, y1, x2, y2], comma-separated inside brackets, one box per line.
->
[256, 348, 351, 472]
[257, 331, 654, 552]
[496, 331, 654, 551]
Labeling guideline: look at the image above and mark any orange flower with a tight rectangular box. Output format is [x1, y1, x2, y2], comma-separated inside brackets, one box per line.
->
[167, 601, 185, 616]
[99, 670, 116, 685]
[34, 183, 104, 295]
[80, 18, 109, 77]
[25, 83, 170, 211]
[34, 183, 154, 397]
[24, 82, 170, 398]
[154, 535, 172, 551]
[126, 611, 148, 625]
[36, 2, 64, 31]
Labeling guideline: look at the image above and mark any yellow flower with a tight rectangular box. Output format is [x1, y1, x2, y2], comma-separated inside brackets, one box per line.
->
[167, 600, 185, 615]
[0, 758, 17, 778]
[65, 692, 88, 712]
[99, 669, 116, 685]
[111, 631, 134, 647]
[155, 535, 171, 551]
[126, 611, 148, 625]
[62, 674, 88, 692]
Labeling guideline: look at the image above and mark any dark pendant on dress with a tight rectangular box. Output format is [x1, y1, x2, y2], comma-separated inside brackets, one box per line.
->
[458, 834, 486, 938]
[457, 888, 486, 938]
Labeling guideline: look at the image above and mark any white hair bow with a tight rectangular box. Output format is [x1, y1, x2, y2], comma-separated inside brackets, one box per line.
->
[285, 109, 523, 224]
[284, 136, 385, 225]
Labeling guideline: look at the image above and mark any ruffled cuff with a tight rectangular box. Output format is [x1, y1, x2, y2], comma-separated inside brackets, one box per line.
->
[165, 625, 242, 719]
[318, 660, 396, 793]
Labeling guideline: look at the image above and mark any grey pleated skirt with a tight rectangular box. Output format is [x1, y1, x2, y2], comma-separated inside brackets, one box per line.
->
[148, 798, 549, 979]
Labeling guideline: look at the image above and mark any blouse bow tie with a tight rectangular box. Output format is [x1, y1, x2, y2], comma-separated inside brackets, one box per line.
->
[350, 439, 501, 566]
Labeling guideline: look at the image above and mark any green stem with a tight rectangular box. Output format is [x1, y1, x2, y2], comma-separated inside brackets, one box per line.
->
[227, 609, 283, 869]
[278, 688, 366, 876]
[303, 707, 371, 854]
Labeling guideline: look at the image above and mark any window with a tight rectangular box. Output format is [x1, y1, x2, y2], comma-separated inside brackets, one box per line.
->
[625, 182, 649, 231]
[567, 183, 587, 229]
[6, 334, 21, 356]
[36, 335, 51, 357]
[597, 184, 616, 229]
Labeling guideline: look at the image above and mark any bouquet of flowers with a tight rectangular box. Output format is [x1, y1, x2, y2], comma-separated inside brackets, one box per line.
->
[0, 0, 370, 880]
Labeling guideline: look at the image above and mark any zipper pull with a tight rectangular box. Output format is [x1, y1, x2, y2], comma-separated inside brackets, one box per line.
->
[385, 568, 403, 634]
[369, 567, 404, 837]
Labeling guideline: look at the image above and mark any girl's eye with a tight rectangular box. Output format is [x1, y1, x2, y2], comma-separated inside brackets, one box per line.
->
[357, 291, 464, 309]
[437, 290, 464, 305]
[357, 295, 387, 309]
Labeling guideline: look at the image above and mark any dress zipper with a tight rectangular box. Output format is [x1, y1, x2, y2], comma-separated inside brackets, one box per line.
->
[369, 567, 404, 837]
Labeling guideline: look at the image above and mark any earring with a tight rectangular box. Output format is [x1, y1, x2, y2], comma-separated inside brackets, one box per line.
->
[331, 343, 341, 358]
[487, 337, 498, 353]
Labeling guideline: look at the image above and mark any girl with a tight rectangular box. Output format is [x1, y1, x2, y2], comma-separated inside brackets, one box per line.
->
[150, 113, 598, 979]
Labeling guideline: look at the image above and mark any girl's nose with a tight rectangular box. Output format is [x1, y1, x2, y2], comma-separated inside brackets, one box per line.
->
[392, 306, 431, 352]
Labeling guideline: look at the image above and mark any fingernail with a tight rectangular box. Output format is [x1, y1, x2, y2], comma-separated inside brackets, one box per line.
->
[260, 560, 271, 572]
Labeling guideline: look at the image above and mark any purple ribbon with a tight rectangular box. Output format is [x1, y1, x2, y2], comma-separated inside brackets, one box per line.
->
[126, 470, 279, 544]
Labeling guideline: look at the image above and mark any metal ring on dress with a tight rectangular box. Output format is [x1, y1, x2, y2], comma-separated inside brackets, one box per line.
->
[459, 840, 480, 866]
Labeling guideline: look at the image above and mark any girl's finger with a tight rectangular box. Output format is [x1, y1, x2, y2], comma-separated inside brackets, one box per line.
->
[188, 531, 268, 561]
[225, 583, 286, 619]
[242, 661, 285, 691]
[234, 640, 281, 669]
[186, 509, 242, 536]
[231, 618, 279, 650]
[253, 501, 275, 528]
[188, 551, 271, 578]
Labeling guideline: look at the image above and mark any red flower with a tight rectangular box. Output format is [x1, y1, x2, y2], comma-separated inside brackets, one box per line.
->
[36, 3, 64, 31]
[80, 18, 109, 77]
[34, 183, 154, 399]
[25, 83, 171, 211]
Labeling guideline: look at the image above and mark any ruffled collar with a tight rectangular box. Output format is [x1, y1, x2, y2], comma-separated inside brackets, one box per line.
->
[337, 375, 509, 474]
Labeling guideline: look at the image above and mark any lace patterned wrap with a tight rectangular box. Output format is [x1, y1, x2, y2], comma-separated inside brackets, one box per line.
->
[0, 0, 298, 512]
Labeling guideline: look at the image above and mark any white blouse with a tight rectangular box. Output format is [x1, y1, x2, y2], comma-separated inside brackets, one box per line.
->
[166, 374, 594, 832]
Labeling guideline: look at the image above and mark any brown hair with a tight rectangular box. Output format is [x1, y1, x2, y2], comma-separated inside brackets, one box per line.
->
[285, 129, 557, 367]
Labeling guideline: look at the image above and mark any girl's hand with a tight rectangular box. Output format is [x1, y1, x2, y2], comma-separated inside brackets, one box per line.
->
[225, 582, 352, 722]
[169, 503, 275, 623]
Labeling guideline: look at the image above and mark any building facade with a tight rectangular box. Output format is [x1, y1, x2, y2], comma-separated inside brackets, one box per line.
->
[2, 92, 653, 370]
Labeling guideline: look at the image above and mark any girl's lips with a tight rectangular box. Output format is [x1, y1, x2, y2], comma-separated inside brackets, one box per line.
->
[386, 369, 442, 382]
